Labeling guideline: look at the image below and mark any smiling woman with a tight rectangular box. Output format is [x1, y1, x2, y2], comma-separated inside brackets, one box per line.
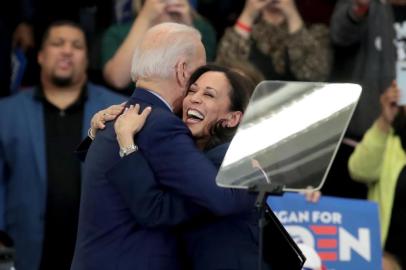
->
[90, 64, 254, 151]
[182, 64, 253, 150]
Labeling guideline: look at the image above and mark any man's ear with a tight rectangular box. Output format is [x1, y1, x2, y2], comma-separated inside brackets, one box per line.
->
[225, 111, 243, 128]
[175, 60, 188, 87]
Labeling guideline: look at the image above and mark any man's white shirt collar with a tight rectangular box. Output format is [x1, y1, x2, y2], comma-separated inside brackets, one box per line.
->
[148, 90, 173, 112]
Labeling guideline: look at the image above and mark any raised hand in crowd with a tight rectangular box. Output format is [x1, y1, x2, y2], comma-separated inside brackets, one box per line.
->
[103, 0, 169, 89]
[137, 0, 168, 25]
[135, 0, 192, 25]
[267, 0, 304, 33]
[218, 0, 331, 82]
[235, 0, 271, 37]
[353, 0, 370, 6]
[240, 0, 271, 23]
[165, 0, 193, 25]
[102, 0, 214, 91]
[377, 80, 401, 133]
[350, 0, 371, 20]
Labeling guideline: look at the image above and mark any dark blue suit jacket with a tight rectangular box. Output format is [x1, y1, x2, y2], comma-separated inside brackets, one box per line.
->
[107, 143, 266, 270]
[71, 88, 255, 270]
[182, 144, 266, 270]
[0, 83, 126, 270]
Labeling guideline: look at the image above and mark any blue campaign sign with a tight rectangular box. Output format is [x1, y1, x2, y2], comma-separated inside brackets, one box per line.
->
[267, 193, 381, 270]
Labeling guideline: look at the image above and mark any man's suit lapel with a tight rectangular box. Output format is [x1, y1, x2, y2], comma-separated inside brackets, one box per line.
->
[80, 84, 102, 180]
[22, 91, 47, 185]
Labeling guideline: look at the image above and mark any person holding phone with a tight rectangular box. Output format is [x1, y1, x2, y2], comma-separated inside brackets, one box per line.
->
[396, 62, 406, 106]
[349, 81, 405, 270]
[216, 0, 331, 82]
[101, 0, 217, 93]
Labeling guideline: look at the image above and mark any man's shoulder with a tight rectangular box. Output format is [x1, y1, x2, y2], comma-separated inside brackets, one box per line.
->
[134, 106, 191, 149]
[128, 90, 191, 145]
[87, 82, 126, 102]
[0, 89, 38, 132]
[129, 92, 184, 128]
[148, 108, 185, 131]
[0, 88, 36, 109]
[87, 82, 125, 98]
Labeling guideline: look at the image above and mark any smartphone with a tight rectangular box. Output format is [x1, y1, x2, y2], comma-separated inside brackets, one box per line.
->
[397, 61, 406, 105]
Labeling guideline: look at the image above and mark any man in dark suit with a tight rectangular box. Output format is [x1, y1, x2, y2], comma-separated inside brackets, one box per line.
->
[0, 21, 125, 270]
[71, 22, 255, 270]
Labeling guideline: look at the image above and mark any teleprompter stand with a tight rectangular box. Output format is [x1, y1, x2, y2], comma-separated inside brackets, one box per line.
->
[216, 81, 362, 269]
[249, 183, 306, 270]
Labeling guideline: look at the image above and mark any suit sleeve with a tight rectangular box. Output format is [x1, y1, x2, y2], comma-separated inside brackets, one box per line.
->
[106, 152, 206, 227]
[75, 136, 93, 162]
[138, 114, 255, 216]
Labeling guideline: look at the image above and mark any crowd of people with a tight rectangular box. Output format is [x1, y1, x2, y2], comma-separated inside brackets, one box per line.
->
[0, 0, 406, 270]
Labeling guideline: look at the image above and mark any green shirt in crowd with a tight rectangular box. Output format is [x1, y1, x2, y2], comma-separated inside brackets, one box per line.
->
[101, 17, 217, 70]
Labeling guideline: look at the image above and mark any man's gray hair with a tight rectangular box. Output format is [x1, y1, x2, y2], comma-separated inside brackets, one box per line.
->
[131, 22, 202, 82]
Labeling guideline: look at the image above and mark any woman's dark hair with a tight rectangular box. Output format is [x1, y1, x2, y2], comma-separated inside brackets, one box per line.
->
[186, 63, 254, 150]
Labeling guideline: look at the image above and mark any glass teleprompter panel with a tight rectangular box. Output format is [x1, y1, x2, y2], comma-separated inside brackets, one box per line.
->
[216, 81, 362, 192]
